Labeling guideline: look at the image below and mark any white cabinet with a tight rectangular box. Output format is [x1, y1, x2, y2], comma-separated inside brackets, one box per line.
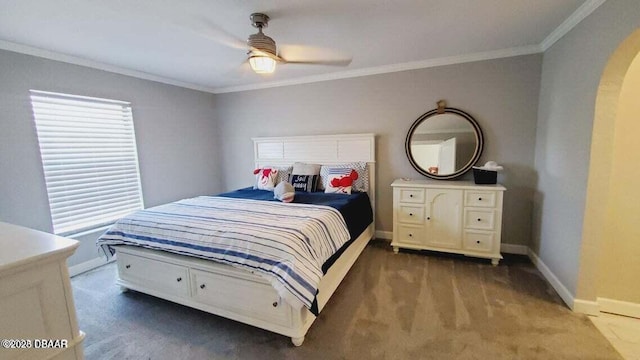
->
[425, 188, 463, 249]
[0, 222, 85, 360]
[391, 179, 506, 265]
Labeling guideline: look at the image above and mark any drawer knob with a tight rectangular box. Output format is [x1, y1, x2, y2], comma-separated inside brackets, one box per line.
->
[272, 301, 278, 307]
[409, 233, 413, 237]
[476, 240, 481, 244]
[125, 264, 131, 269]
[427, 217, 430, 220]
[200, 284, 206, 289]
[409, 194, 413, 198]
[478, 197, 482, 201]
[409, 213, 413, 216]
[176, 277, 182, 282]
[477, 218, 481, 222]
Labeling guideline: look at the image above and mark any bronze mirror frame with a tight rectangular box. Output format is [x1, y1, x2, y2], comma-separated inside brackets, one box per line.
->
[405, 103, 484, 180]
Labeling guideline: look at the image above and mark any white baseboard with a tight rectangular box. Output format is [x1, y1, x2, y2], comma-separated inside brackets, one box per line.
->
[524, 250, 640, 319]
[69, 257, 113, 277]
[573, 299, 600, 316]
[375, 230, 392, 240]
[527, 248, 575, 309]
[500, 243, 529, 255]
[380, 230, 634, 318]
[381, 230, 573, 311]
[598, 297, 640, 319]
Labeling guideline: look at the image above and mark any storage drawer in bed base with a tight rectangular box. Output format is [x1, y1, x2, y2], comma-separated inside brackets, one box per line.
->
[113, 223, 373, 346]
[115, 246, 309, 340]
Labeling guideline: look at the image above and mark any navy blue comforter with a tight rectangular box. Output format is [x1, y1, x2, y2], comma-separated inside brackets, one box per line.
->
[218, 187, 373, 272]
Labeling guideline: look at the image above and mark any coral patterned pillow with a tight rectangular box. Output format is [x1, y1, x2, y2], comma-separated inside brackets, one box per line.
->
[319, 162, 368, 192]
[324, 168, 359, 195]
[253, 168, 279, 191]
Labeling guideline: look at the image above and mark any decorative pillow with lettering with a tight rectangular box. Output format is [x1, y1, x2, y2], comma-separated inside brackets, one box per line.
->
[290, 174, 319, 192]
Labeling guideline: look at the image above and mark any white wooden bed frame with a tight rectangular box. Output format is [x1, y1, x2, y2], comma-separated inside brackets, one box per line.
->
[113, 133, 376, 346]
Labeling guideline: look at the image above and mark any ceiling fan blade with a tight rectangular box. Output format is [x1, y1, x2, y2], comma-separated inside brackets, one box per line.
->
[90, 2, 248, 51]
[241, 14, 354, 71]
[277, 44, 352, 67]
[186, 17, 247, 51]
[279, 58, 352, 67]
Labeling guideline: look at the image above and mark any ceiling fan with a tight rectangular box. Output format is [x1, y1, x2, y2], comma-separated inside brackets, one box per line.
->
[243, 13, 352, 74]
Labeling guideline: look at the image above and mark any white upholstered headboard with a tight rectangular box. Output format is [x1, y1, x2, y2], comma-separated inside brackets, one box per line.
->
[252, 133, 376, 230]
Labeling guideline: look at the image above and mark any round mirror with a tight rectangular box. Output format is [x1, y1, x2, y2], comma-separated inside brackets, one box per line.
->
[405, 105, 484, 180]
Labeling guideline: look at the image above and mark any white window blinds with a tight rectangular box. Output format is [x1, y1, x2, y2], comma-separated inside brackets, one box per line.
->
[30, 90, 144, 236]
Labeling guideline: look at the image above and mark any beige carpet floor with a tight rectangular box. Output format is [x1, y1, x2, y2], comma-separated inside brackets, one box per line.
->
[72, 240, 622, 359]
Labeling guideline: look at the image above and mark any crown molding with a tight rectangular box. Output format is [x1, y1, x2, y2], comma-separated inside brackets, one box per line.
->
[0, 0, 605, 95]
[213, 45, 542, 94]
[218, 0, 608, 94]
[0, 39, 218, 94]
[540, 0, 608, 51]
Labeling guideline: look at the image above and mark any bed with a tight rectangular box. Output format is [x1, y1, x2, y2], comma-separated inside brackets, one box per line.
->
[97, 133, 376, 346]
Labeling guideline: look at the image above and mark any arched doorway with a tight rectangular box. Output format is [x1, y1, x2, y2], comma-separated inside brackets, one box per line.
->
[576, 29, 640, 318]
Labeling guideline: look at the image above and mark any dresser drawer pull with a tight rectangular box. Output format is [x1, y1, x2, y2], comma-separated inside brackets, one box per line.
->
[408, 233, 413, 237]
[409, 194, 413, 198]
[409, 213, 413, 216]
[476, 240, 481, 244]
[477, 218, 481, 222]
[200, 284, 206, 289]
[272, 301, 279, 307]
[125, 264, 131, 269]
[478, 197, 482, 201]
[176, 277, 182, 282]
[427, 217, 430, 220]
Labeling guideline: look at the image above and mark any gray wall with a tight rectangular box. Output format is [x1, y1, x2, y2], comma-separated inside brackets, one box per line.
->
[215, 55, 542, 246]
[0, 49, 221, 267]
[532, 0, 640, 295]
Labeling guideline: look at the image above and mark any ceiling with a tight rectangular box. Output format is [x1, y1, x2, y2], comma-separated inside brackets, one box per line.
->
[0, 0, 596, 93]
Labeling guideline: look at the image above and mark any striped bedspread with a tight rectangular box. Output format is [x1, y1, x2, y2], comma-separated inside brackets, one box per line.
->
[97, 196, 351, 310]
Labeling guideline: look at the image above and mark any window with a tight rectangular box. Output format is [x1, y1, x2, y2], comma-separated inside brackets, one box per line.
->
[30, 90, 144, 236]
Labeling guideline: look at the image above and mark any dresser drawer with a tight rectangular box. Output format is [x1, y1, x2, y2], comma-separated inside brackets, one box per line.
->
[397, 224, 424, 245]
[464, 190, 497, 208]
[398, 188, 425, 203]
[464, 209, 496, 230]
[191, 269, 292, 327]
[398, 205, 425, 224]
[117, 252, 189, 297]
[463, 230, 495, 253]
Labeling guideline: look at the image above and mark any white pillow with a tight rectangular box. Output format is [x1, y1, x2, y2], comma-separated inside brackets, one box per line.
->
[291, 162, 321, 176]
[274, 181, 295, 202]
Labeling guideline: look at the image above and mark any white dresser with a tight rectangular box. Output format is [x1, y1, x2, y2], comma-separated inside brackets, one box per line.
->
[391, 179, 506, 265]
[0, 222, 84, 360]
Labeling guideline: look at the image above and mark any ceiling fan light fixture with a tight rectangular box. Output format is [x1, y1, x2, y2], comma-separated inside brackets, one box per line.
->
[240, 12, 350, 74]
[249, 55, 276, 74]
